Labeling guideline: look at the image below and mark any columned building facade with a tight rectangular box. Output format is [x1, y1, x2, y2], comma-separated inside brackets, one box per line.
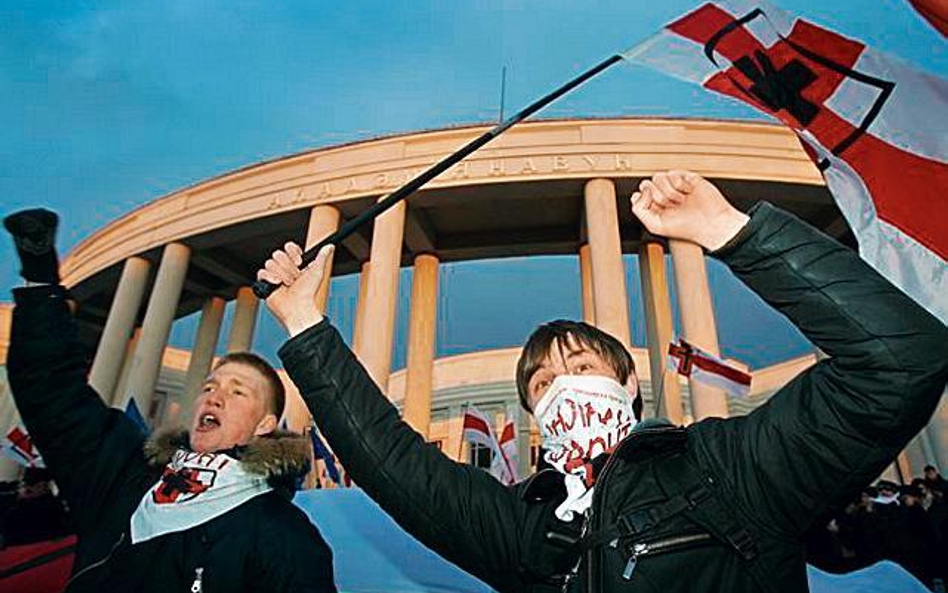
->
[1, 118, 945, 484]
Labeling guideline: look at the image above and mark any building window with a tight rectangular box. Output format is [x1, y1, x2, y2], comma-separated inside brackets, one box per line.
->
[530, 444, 540, 468]
[469, 442, 493, 469]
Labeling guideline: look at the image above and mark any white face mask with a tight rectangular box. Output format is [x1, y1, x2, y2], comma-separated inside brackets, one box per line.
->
[533, 374, 638, 477]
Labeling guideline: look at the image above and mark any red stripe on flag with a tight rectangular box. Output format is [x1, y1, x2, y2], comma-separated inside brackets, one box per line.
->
[672, 8, 948, 259]
[669, 3, 767, 59]
[690, 353, 752, 386]
[840, 128, 948, 260]
[462, 413, 492, 437]
[499, 423, 515, 445]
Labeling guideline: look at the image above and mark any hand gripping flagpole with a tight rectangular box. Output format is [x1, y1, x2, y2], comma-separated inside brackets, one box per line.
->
[251, 53, 624, 299]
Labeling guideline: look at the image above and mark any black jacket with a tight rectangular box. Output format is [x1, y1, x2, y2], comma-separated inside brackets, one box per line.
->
[279, 202, 948, 593]
[6, 285, 336, 593]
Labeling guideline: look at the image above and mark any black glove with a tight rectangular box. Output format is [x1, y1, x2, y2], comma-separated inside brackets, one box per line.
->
[3, 208, 60, 284]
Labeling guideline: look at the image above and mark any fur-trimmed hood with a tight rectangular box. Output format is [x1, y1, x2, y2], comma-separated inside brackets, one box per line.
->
[144, 429, 311, 491]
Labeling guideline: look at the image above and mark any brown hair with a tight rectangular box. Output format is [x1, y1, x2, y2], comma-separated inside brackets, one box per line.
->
[516, 320, 642, 419]
[213, 352, 286, 419]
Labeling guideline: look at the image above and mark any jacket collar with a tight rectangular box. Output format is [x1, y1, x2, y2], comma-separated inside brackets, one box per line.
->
[143, 429, 310, 484]
[519, 419, 686, 502]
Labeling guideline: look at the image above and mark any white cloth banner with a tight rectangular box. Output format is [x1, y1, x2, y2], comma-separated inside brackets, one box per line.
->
[131, 449, 272, 544]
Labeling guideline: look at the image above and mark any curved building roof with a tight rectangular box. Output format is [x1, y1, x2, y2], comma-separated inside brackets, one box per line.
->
[59, 117, 850, 340]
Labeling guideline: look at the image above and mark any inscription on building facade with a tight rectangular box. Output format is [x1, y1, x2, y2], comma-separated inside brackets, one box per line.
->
[266, 154, 640, 208]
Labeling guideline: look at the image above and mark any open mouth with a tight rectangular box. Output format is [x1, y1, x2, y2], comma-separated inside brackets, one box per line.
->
[196, 413, 221, 432]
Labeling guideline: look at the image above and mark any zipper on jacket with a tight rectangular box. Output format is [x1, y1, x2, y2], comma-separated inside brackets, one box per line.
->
[190, 567, 205, 593]
[622, 533, 714, 581]
[582, 437, 628, 592]
[64, 532, 126, 588]
[582, 426, 684, 592]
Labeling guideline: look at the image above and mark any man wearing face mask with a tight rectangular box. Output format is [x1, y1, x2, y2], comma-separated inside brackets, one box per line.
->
[261, 171, 948, 593]
[4, 210, 336, 592]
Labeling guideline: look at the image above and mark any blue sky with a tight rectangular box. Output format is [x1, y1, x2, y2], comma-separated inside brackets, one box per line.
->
[3, 0, 946, 370]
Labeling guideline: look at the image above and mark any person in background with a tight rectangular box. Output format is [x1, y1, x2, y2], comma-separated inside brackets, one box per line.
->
[4, 209, 337, 593]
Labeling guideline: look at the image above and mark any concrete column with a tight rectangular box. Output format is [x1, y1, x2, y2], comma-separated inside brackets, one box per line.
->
[446, 405, 465, 463]
[578, 243, 596, 325]
[305, 205, 341, 312]
[904, 435, 928, 481]
[123, 243, 190, 416]
[402, 254, 439, 437]
[89, 257, 151, 402]
[638, 239, 684, 424]
[112, 328, 141, 407]
[929, 388, 948, 471]
[669, 239, 728, 420]
[351, 262, 371, 354]
[584, 179, 631, 347]
[353, 200, 406, 390]
[919, 428, 938, 468]
[227, 287, 259, 353]
[179, 297, 225, 420]
[896, 452, 913, 484]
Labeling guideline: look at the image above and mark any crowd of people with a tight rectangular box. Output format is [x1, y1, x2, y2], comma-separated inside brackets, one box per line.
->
[807, 465, 948, 590]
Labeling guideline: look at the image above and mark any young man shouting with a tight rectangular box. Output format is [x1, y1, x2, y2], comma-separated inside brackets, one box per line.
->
[260, 171, 948, 593]
[4, 210, 336, 593]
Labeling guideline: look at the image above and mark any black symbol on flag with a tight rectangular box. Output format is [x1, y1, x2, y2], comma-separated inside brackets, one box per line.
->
[733, 51, 818, 125]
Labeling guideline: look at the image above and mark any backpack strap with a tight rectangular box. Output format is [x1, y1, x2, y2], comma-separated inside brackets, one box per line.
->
[579, 482, 711, 551]
[658, 452, 777, 593]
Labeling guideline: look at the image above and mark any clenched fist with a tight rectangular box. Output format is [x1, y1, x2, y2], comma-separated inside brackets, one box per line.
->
[631, 171, 749, 251]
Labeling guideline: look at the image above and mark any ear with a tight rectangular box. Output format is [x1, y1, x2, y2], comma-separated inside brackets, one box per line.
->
[624, 373, 639, 398]
[625, 373, 642, 421]
[254, 413, 279, 437]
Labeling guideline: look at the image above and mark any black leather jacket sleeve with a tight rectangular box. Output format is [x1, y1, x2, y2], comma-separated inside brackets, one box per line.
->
[6, 285, 147, 534]
[279, 323, 526, 592]
[693, 202, 948, 538]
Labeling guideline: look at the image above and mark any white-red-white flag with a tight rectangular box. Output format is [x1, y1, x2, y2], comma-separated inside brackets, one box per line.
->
[497, 416, 520, 484]
[3, 424, 45, 468]
[462, 407, 518, 485]
[625, 0, 948, 324]
[667, 339, 752, 398]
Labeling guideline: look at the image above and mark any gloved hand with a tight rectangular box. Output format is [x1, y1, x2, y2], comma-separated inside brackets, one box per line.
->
[3, 208, 60, 284]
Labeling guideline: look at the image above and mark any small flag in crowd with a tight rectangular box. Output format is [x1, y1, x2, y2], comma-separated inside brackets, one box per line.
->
[125, 399, 150, 437]
[498, 417, 519, 483]
[623, 0, 948, 324]
[310, 423, 342, 486]
[3, 424, 45, 467]
[462, 407, 519, 485]
[667, 338, 752, 398]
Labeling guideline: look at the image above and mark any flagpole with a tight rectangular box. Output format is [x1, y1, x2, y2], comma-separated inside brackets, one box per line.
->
[252, 53, 625, 298]
[457, 403, 469, 461]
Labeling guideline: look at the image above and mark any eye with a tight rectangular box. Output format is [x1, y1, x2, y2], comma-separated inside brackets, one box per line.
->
[533, 379, 551, 395]
[201, 385, 214, 393]
[576, 363, 593, 373]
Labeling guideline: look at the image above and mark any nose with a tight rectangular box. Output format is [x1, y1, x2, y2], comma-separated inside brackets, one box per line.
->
[203, 387, 224, 408]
